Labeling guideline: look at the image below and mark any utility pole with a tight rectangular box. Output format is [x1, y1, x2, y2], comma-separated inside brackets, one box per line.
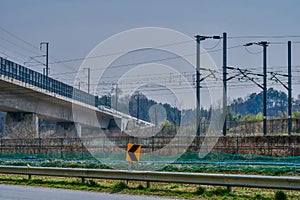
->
[115, 83, 118, 111]
[222, 32, 227, 136]
[154, 107, 158, 126]
[262, 41, 268, 136]
[195, 35, 221, 138]
[84, 68, 90, 94]
[137, 93, 140, 121]
[244, 41, 269, 136]
[288, 41, 292, 135]
[195, 35, 201, 138]
[76, 78, 81, 90]
[87, 68, 90, 94]
[40, 42, 49, 77]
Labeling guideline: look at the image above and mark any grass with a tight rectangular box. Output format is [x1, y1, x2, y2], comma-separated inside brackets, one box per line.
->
[0, 159, 111, 169]
[0, 174, 299, 199]
[161, 164, 300, 176]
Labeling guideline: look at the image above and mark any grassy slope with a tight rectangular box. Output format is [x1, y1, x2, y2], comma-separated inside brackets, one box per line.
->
[0, 174, 299, 200]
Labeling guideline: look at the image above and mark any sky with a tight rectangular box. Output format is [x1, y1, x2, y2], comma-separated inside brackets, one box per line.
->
[1, 0, 300, 108]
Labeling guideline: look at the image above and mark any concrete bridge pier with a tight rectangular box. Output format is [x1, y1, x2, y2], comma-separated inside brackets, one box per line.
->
[114, 118, 129, 131]
[4, 112, 38, 138]
[96, 115, 128, 131]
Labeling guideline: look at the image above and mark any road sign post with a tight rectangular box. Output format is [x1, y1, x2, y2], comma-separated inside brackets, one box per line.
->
[126, 143, 141, 162]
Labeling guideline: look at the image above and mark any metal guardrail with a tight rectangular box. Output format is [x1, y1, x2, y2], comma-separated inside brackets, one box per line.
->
[0, 166, 299, 190]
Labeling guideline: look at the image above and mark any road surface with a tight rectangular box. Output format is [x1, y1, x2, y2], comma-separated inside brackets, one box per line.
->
[0, 184, 178, 200]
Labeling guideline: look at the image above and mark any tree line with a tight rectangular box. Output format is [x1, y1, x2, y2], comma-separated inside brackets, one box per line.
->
[1, 87, 300, 135]
[99, 87, 300, 126]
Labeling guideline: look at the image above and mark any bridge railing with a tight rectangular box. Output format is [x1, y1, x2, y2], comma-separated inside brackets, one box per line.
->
[0, 57, 97, 107]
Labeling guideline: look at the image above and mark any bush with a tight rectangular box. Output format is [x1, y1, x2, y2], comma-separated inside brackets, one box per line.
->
[112, 181, 128, 193]
[213, 187, 230, 196]
[137, 184, 145, 190]
[170, 184, 179, 189]
[255, 194, 263, 199]
[86, 179, 98, 187]
[206, 187, 230, 197]
[195, 186, 205, 195]
[275, 190, 288, 200]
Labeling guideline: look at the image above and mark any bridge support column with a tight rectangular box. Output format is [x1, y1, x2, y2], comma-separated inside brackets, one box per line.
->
[114, 118, 128, 131]
[107, 118, 125, 131]
[55, 122, 82, 137]
[4, 112, 38, 138]
[97, 117, 112, 130]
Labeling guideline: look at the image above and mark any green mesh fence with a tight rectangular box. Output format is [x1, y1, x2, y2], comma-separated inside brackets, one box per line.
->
[1, 151, 300, 163]
[179, 152, 300, 164]
[0, 151, 299, 174]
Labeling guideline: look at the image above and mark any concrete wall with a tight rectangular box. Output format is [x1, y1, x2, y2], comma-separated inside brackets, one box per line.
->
[212, 135, 300, 156]
[0, 134, 299, 157]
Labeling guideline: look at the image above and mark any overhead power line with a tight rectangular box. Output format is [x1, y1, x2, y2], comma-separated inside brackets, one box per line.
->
[229, 35, 300, 39]
[0, 25, 40, 52]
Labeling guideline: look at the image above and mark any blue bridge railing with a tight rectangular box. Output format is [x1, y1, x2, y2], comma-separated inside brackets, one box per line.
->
[0, 57, 98, 107]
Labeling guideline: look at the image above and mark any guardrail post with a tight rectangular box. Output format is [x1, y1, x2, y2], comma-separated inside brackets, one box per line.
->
[28, 174, 32, 180]
[146, 181, 151, 188]
[227, 186, 232, 192]
[82, 177, 86, 183]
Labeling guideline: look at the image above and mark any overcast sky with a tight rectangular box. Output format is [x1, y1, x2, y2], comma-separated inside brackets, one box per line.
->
[1, 0, 300, 107]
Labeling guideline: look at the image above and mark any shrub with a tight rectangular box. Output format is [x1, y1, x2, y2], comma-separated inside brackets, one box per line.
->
[195, 186, 205, 195]
[255, 194, 263, 199]
[206, 187, 230, 197]
[137, 184, 145, 190]
[112, 181, 128, 193]
[275, 190, 288, 200]
[86, 179, 98, 187]
[170, 184, 179, 189]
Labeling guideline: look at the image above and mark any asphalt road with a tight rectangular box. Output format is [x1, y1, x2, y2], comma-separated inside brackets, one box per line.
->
[0, 184, 177, 200]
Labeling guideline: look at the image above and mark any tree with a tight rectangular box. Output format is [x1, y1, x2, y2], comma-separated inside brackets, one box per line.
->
[128, 91, 151, 121]
[293, 94, 300, 112]
[97, 95, 111, 107]
[267, 88, 288, 116]
[110, 84, 122, 111]
[229, 88, 288, 117]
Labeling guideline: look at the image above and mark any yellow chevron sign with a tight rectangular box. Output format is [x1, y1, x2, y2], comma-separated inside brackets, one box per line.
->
[126, 143, 141, 162]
